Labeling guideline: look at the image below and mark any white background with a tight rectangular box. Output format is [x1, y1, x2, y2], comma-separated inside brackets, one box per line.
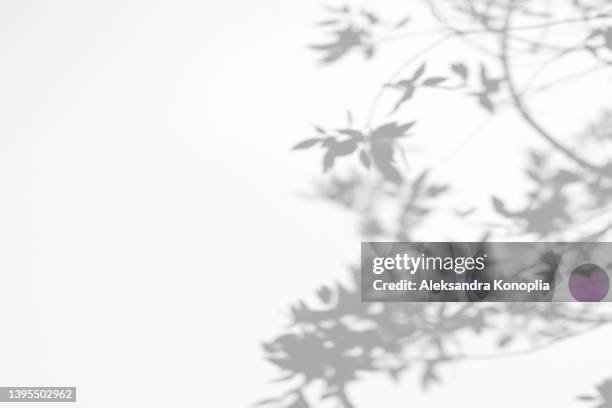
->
[0, 1, 611, 407]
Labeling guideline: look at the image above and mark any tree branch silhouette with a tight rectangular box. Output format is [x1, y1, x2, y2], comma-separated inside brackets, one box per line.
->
[498, 1, 605, 175]
[266, 2, 612, 407]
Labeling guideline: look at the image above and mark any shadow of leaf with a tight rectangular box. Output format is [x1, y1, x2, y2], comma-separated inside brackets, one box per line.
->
[578, 377, 612, 408]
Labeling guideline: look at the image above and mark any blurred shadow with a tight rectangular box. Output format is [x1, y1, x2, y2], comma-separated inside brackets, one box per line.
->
[578, 377, 612, 408]
[259, 2, 612, 407]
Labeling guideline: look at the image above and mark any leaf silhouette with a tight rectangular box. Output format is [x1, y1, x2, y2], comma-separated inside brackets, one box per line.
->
[370, 121, 415, 141]
[336, 128, 364, 139]
[323, 150, 336, 172]
[479, 63, 501, 93]
[371, 142, 403, 184]
[322, 139, 359, 171]
[292, 138, 321, 150]
[497, 335, 515, 348]
[361, 10, 379, 25]
[317, 285, 332, 303]
[388, 82, 416, 113]
[317, 19, 340, 26]
[394, 16, 412, 29]
[450, 62, 469, 80]
[577, 378, 612, 408]
[313, 125, 326, 134]
[412, 62, 427, 81]
[491, 196, 510, 216]
[422, 77, 448, 87]
[310, 26, 370, 64]
[359, 150, 371, 168]
[476, 93, 495, 113]
[331, 139, 359, 155]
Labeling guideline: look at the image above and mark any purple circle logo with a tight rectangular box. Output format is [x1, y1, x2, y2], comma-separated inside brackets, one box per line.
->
[568, 263, 609, 302]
